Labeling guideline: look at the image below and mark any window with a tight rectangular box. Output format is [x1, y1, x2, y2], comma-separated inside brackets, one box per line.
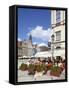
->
[56, 31, 61, 41]
[56, 46, 61, 49]
[56, 10, 61, 25]
[56, 56, 61, 60]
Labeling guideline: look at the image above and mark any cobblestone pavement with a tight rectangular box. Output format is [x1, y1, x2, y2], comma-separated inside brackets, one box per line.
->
[18, 69, 65, 82]
[18, 59, 65, 82]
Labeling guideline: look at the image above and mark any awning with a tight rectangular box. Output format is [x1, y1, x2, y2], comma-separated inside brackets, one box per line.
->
[34, 49, 65, 59]
[35, 51, 52, 58]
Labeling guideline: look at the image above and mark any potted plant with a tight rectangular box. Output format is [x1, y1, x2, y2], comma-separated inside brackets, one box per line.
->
[28, 64, 35, 75]
[50, 66, 62, 77]
[19, 63, 27, 71]
[46, 63, 53, 70]
[35, 64, 44, 72]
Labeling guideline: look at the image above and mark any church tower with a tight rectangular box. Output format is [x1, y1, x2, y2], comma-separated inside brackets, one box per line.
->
[29, 34, 32, 43]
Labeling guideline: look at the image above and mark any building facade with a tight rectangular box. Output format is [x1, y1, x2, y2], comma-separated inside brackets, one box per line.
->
[51, 10, 65, 59]
[18, 35, 33, 57]
[18, 41, 23, 57]
[18, 38, 49, 58]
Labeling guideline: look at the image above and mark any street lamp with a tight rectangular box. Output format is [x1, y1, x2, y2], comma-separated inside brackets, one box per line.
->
[51, 34, 55, 61]
[51, 34, 54, 42]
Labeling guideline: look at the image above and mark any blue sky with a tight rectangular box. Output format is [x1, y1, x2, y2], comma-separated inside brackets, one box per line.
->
[18, 8, 51, 46]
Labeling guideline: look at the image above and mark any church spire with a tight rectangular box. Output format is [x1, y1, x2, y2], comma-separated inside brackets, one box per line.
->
[29, 34, 32, 42]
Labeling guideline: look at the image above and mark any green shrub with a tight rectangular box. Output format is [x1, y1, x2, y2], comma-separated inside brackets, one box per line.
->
[51, 66, 61, 72]
[35, 64, 45, 72]
[19, 63, 27, 71]
[28, 64, 35, 75]
[50, 66, 62, 77]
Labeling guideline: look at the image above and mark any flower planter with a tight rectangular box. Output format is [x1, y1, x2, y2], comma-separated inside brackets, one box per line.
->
[28, 64, 35, 75]
[35, 64, 44, 72]
[50, 66, 62, 77]
[34, 64, 48, 74]
[50, 71, 60, 77]
[46, 63, 53, 70]
[19, 63, 27, 71]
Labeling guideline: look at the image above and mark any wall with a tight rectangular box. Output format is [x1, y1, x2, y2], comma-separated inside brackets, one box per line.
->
[51, 10, 65, 49]
[0, 0, 69, 90]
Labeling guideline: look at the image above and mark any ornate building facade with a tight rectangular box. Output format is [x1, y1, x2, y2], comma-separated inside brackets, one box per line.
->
[18, 35, 34, 57]
[18, 34, 49, 58]
[51, 10, 65, 59]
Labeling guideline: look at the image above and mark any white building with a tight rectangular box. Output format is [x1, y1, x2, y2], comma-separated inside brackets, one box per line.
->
[51, 10, 65, 60]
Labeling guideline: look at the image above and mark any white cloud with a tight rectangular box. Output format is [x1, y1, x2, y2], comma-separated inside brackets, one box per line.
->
[33, 42, 38, 45]
[18, 38, 22, 41]
[38, 43, 48, 47]
[49, 37, 51, 42]
[27, 26, 52, 41]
